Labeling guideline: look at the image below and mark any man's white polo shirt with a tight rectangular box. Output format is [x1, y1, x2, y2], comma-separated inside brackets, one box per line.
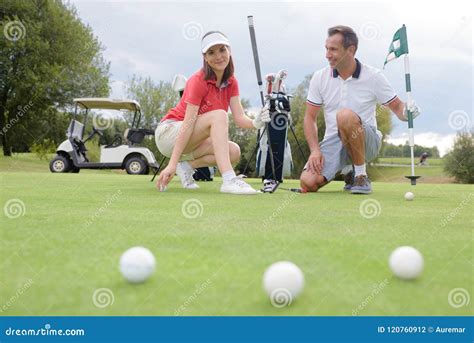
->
[307, 59, 397, 140]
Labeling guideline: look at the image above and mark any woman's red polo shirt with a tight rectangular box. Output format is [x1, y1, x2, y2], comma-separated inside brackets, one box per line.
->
[161, 69, 239, 122]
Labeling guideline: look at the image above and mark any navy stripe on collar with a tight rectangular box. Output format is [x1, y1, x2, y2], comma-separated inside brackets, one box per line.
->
[332, 59, 362, 78]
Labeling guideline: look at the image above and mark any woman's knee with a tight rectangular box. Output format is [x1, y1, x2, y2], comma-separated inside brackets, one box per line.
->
[229, 141, 241, 163]
[204, 109, 229, 125]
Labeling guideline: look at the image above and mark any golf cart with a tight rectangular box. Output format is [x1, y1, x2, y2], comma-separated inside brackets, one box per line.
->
[50, 98, 159, 175]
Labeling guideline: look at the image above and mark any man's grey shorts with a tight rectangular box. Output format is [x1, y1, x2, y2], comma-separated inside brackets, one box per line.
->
[314, 122, 382, 181]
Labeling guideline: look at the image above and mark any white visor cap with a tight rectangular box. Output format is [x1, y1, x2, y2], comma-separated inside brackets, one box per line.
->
[201, 32, 230, 54]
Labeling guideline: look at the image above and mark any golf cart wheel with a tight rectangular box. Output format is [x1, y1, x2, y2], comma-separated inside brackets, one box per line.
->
[125, 156, 148, 175]
[49, 155, 71, 173]
[71, 167, 80, 173]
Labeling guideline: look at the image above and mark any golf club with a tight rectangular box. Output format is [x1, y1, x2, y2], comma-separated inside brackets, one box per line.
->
[248, 15, 279, 193]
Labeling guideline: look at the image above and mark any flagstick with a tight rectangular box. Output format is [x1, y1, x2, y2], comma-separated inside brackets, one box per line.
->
[404, 54, 415, 176]
[402, 25, 420, 185]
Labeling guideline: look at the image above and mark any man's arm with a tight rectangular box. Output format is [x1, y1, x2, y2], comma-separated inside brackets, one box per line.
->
[385, 96, 421, 122]
[303, 103, 324, 174]
[304, 103, 322, 152]
[385, 96, 405, 121]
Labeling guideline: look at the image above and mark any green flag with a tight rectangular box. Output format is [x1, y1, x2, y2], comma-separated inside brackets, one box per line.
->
[384, 25, 409, 67]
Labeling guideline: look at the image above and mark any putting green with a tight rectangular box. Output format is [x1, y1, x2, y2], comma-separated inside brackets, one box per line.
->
[0, 156, 472, 316]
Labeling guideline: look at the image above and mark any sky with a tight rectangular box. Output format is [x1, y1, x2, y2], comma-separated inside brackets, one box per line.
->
[70, 0, 472, 155]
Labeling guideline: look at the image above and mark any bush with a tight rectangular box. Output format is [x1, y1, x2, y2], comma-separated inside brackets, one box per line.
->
[443, 131, 474, 183]
[30, 139, 56, 160]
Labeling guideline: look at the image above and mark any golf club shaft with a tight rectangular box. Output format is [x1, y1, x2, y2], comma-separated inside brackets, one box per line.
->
[289, 124, 307, 161]
[241, 127, 265, 176]
[279, 187, 307, 193]
[247, 16, 265, 107]
[247, 15, 277, 183]
[150, 156, 167, 182]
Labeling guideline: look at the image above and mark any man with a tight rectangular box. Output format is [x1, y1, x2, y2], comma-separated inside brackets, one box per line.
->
[300, 25, 420, 194]
[419, 152, 429, 166]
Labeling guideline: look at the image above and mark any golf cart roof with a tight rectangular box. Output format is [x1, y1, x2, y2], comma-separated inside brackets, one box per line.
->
[73, 98, 141, 111]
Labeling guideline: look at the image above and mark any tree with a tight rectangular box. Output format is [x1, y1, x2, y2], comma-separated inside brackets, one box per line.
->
[381, 142, 440, 158]
[443, 131, 474, 184]
[375, 104, 392, 155]
[0, 0, 110, 156]
[124, 75, 180, 162]
[124, 75, 179, 128]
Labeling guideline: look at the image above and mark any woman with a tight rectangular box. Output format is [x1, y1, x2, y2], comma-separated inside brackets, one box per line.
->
[155, 31, 269, 195]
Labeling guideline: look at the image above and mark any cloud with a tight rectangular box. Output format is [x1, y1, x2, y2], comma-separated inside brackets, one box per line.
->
[110, 80, 126, 99]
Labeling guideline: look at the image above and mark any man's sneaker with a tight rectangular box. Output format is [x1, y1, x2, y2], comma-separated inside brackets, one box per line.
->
[350, 175, 372, 194]
[220, 177, 258, 195]
[176, 162, 199, 189]
[343, 170, 354, 191]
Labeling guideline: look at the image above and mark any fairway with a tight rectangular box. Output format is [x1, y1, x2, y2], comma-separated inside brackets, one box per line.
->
[1, 158, 472, 316]
[378, 157, 444, 166]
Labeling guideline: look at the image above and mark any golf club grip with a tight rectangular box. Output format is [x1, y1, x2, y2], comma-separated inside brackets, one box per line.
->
[247, 16, 263, 87]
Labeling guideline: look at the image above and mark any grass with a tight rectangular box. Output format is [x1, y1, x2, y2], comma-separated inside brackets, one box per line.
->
[0, 154, 472, 316]
[0, 152, 123, 175]
[368, 165, 452, 183]
[370, 158, 451, 183]
[378, 157, 443, 166]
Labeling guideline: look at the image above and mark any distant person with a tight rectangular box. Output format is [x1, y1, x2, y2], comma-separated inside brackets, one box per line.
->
[419, 152, 429, 166]
[300, 25, 421, 194]
[155, 31, 270, 194]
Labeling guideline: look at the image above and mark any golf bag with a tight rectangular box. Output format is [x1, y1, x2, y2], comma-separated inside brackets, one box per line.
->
[193, 167, 215, 181]
[256, 94, 293, 182]
[245, 17, 307, 192]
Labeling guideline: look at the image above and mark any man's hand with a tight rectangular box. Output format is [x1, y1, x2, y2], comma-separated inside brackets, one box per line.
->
[306, 150, 324, 175]
[252, 105, 271, 129]
[156, 164, 176, 192]
[402, 101, 421, 121]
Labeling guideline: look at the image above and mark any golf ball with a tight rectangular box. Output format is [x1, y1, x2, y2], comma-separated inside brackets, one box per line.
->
[405, 192, 415, 201]
[389, 246, 424, 280]
[263, 261, 304, 307]
[119, 247, 156, 283]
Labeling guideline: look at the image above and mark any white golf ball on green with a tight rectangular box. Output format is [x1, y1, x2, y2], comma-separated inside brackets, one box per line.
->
[119, 247, 156, 283]
[389, 246, 423, 280]
[263, 261, 304, 307]
[405, 192, 415, 201]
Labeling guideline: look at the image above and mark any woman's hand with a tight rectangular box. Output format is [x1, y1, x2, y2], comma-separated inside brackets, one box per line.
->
[156, 164, 176, 191]
[252, 105, 271, 129]
[230, 96, 261, 129]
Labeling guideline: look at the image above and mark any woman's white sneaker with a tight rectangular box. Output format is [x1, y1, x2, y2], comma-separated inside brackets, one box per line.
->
[176, 162, 200, 189]
[220, 177, 258, 195]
